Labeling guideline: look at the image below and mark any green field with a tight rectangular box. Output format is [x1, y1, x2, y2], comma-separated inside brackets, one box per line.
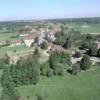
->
[17, 67, 100, 100]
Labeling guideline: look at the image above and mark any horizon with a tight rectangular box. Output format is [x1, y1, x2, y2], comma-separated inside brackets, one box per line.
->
[0, 0, 100, 21]
[0, 16, 100, 22]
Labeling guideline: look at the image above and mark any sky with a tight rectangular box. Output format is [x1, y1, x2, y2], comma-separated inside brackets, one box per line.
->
[0, 0, 100, 21]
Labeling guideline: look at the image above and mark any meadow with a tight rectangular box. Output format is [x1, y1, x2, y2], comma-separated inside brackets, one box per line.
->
[17, 66, 100, 100]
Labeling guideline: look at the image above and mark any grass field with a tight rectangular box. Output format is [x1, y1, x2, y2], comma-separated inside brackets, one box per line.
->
[0, 33, 19, 41]
[0, 70, 3, 97]
[17, 66, 100, 100]
[66, 23, 100, 33]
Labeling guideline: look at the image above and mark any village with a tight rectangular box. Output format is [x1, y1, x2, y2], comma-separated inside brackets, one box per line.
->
[0, 22, 100, 66]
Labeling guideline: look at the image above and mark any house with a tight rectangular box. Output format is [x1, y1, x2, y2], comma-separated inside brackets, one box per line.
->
[45, 32, 56, 42]
[95, 41, 100, 49]
[37, 33, 46, 45]
[24, 33, 39, 47]
[0, 41, 7, 46]
[24, 37, 34, 47]
[71, 57, 82, 64]
[19, 33, 29, 37]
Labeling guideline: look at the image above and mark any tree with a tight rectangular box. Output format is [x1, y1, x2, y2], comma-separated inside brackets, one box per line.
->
[0, 59, 7, 69]
[1, 85, 19, 100]
[63, 38, 72, 49]
[80, 55, 92, 70]
[41, 41, 48, 49]
[54, 31, 67, 46]
[88, 44, 98, 56]
[34, 47, 40, 57]
[47, 69, 53, 77]
[97, 48, 100, 57]
[4, 53, 10, 64]
[36, 94, 44, 100]
[79, 41, 90, 50]
[54, 64, 64, 76]
[40, 62, 51, 76]
[49, 51, 71, 69]
[1, 66, 14, 88]
[72, 63, 81, 75]
[74, 51, 81, 58]
[85, 34, 94, 42]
